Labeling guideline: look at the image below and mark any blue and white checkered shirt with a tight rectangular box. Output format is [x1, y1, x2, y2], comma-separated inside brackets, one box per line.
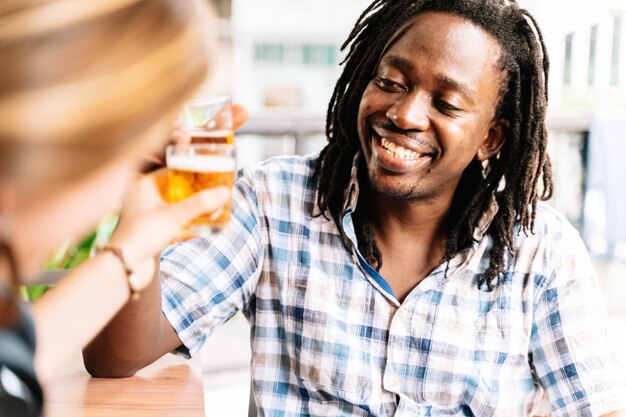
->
[161, 153, 626, 416]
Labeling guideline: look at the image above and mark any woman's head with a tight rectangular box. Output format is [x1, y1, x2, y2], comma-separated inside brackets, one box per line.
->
[0, 0, 212, 190]
[0, 0, 214, 276]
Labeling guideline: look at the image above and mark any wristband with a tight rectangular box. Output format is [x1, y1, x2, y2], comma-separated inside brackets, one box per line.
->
[99, 246, 141, 301]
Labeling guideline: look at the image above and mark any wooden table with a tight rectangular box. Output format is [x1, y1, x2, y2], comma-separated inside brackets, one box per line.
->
[43, 354, 205, 417]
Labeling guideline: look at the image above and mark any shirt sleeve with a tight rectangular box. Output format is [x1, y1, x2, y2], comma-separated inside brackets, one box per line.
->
[160, 167, 263, 358]
[530, 228, 626, 416]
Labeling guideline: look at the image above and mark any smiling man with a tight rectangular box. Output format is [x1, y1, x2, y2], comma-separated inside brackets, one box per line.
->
[85, 0, 626, 415]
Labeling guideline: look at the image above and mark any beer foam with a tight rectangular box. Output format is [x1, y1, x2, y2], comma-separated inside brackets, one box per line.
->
[187, 129, 232, 138]
[167, 154, 236, 173]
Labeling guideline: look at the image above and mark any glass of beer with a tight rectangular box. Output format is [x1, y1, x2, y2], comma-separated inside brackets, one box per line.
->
[178, 96, 233, 144]
[166, 143, 236, 237]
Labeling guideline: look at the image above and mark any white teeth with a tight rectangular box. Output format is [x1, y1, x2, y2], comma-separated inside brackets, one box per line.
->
[381, 137, 422, 160]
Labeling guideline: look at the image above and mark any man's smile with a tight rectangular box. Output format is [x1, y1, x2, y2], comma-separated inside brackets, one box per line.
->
[371, 129, 434, 174]
[381, 138, 422, 160]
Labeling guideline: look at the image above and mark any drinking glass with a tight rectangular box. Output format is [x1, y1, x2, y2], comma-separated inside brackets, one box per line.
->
[166, 143, 236, 237]
[178, 96, 233, 144]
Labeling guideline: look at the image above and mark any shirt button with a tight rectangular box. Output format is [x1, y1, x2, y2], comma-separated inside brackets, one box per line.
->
[318, 280, 332, 296]
[475, 317, 486, 329]
[387, 376, 401, 391]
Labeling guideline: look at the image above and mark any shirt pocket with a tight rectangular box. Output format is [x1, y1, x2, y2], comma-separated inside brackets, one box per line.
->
[285, 264, 370, 405]
[418, 295, 530, 408]
[418, 301, 481, 406]
[475, 303, 528, 367]
[469, 304, 532, 413]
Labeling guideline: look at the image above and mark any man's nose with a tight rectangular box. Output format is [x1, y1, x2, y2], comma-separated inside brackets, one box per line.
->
[385, 92, 430, 131]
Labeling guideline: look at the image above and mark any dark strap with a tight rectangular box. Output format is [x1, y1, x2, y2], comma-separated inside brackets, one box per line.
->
[0, 308, 43, 417]
[0, 239, 19, 327]
[0, 236, 43, 416]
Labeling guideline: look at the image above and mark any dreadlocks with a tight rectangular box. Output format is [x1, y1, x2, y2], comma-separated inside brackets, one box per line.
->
[314, 0, 553, 290]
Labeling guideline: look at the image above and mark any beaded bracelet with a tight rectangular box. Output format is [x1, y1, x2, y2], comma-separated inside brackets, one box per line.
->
[99, 246, 141, 301]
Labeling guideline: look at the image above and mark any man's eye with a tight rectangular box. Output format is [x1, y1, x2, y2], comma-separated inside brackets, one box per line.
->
[434, 99, 461, 114]
[374, 77, 404, 92]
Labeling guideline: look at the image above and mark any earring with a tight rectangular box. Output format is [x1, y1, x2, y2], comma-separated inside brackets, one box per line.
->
[481, 159, 490, 178]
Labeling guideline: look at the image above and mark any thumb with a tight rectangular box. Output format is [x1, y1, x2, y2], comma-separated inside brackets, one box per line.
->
[232, 104, 249, 130]
[167, 186, 231, 226]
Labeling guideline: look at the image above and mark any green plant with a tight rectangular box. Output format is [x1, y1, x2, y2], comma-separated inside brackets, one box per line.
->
[22, 214, 119, 302]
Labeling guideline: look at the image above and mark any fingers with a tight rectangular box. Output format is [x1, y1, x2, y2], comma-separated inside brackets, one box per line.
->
[139, 153, 165, 174]
[170, 129, 192, 145]
[169, 103, 247, 142]
[166, 186, 230, 227]
[232, 104, 249, 130]
[146, 167, 168, 183]
[142, 168, 169, 201]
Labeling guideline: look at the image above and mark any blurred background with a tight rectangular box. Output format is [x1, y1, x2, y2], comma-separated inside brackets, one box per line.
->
[197, 1, 626, 414]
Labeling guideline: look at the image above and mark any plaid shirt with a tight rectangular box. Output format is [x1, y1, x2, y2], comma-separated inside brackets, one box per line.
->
[161, 153, 626, 416]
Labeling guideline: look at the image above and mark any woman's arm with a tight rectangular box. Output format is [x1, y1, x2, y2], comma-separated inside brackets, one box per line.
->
[32, 171, 229, 382]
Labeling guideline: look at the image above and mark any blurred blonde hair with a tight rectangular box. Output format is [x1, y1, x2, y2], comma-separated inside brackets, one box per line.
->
[0, 0, 214, 190]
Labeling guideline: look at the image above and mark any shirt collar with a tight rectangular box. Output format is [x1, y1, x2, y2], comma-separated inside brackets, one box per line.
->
[472, 195, 498, 242]
[341, 152, 361, 215]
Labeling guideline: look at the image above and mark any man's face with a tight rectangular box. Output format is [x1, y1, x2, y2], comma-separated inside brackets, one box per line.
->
[357, 11, 507, 202]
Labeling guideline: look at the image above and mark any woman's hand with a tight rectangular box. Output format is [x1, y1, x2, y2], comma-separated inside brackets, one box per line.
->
[105, 168, 230, 291]
[107, 104, 249, 291]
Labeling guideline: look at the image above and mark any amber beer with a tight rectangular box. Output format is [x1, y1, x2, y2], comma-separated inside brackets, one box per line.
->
[188, 129, 234, 144]
[166, 144, 236, 236]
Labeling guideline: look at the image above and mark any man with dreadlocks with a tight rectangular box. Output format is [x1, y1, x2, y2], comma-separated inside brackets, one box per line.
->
[85, 0, 626, 415]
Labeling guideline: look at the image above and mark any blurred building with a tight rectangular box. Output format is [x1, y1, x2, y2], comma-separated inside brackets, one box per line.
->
[520, 0, 626, 113]
[203, 0, 235, 97]
[520, 0, 626, 259]
[209, 0, 373, 165]
[213, 0, 626, 114]
[229, 0, 371, 112]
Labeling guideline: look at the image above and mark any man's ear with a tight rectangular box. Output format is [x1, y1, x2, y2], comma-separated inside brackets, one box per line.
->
[477, 118, 509, 162]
